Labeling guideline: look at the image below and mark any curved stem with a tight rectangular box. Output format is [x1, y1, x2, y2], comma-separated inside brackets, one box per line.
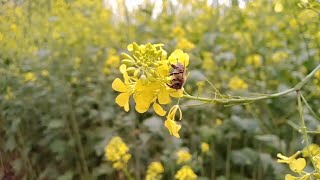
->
[183, 64, 320, 104]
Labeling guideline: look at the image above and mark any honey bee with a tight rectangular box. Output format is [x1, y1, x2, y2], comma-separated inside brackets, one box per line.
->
[167, 62, 187, 90]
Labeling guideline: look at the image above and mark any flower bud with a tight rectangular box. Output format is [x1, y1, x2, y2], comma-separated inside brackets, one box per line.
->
[121, 59, 135, 66]
[134, 69, 141, 77]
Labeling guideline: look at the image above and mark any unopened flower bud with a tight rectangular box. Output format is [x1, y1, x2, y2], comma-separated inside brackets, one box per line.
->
[134, 69, 141, 77]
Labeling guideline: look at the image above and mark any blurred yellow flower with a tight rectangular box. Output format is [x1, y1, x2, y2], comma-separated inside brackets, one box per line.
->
[176, 150, 192, 164]
[105, 136, 131, 170]
[315, 70, 320, 79]
[201, 52, 215, 71]
[41, 70, 49, 77]
[201, 142, 210, 153]
[277, 151, 306, 173]
[173, 27, 185, 37]
[106, 55, 120, 68]
[165, 105, 182, 138]
[175, 165, 197, 180]
[228, 76, 248, 90]
[302, 144, 320, 157]
[245, 54, 262, 68]
[272, 51, 288, 63]
[176, 38, 195, 51]
[215, 118, 223, 126]
[23, 72, 37, 82]
[146, 161, 164, 180]
[5, 87, 15, 100]
[274, 3, 283, 13]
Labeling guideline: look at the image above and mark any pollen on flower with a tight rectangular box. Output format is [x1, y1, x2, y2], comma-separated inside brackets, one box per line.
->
[105, 136, 131, 170]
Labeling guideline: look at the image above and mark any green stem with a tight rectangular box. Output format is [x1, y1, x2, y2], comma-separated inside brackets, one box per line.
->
[123, 167, 134, 180]
[183, 64, 320, 104]
[297, 92, 318, 173]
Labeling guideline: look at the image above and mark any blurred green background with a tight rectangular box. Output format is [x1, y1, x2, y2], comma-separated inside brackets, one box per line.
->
[1, 0, 320, 179]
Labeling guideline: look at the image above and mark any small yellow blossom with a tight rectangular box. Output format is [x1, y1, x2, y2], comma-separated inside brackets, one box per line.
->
[173, 27, 185, 37]
[105, 136, 131, 170]
[176, 38, 195, 51]
[245, 54, 262, 68]
[302, 144, 320, 157]
[41, 70, 49, 77]
[201, 142, 210, 153]
[228, 76, 248, 90]
[23, 72, 37, 82]
[277, 151, 306, 173]
[176, 150, 192, 164]
[274, 3, 283, 13]
[201, 52, 215, 71]
[5, 87, 15, 100]
[106, 55, 120, 68]
[315, 70, 320, 79]
[215, 118, 223, 126]
[175, 165, 197, 180]
[146, 161, 164, 180]
[272, 51, 289, 63]
[165, 105, 182, 138]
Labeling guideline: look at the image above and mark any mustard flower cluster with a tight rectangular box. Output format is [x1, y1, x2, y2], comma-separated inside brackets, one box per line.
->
[105, 136, 131, 170]
[146, 161, 164, 180]
[112, 43, 190, 138]
[176, 150, 192, 164]
[175, 165, 197, 180]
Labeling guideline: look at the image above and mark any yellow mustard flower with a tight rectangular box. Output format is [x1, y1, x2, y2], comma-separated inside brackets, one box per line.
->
[315, 70, 320, 79]
[176, 38, 195, 51]
[201, 52, 215, 71]
[175, 165, 197, 180]
[176, 149, 192, 164]
[41, 70, 49, 77]
[106, 55, 120, 68]
[228, 76, 248, 90]
[272, 51, 289, 63]
[274, 2, 283, 13]
[112, 43, 188, 116]
[105, 136, 131, 170]
[165, 105, 182, 138]
[277, 151, 306, 173]
[5, 87, 15, 100]
[215, 118, 223, 126]
[302, 144, 320, 157]
[146, 161, 164, 180]
[173, 27, 185, 37]
[23, 72, 37, 82]
[245, 54, 262, 68]
[201, 142, 210, 153]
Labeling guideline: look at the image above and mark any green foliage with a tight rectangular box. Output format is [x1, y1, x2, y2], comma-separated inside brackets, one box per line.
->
[1, 0, 320, 179]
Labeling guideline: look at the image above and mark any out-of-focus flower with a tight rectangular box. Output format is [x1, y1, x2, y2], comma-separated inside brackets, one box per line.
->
[23, 72, 37, 82]
[176, 149, 192, 164]
[245, 54, 262, 68]
[176, 38, 195, 51]
[5, 87, 15, 100]
[274, 3, 283, 13]
[314, 70, 320, 79]
[175, 165, 197, 180]
[105, 136, 131, 170]
[173, 27, 185, 37]
[0, 32, 3, 41]
[106, 55, 120, 68]
[201, 142, 210, 153]
[41, 70, 49, 77]
[272, 51, 288, 63]
[146, 161, 164, 180]
[302, 144, 320, 157]
[228, 76, 248, 90]
[201, 52, 215, 71]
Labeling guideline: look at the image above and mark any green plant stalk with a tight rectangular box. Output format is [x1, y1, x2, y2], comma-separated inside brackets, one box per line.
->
[297, 92, 318, 174]
[123, 167, 134, 180]
[183, 64, 320, 104]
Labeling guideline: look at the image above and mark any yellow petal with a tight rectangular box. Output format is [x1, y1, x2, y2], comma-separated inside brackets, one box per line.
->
[164, 119, 181, 138]
[119, 64, 127, 74]
[289, 158, 306, 173]
[112, 78, 127, 92]
[134, 94, 152, 113]
[285, 174, 297, 180]
[158, 87, 171, 104]
[153, 102, 167, 116]
[169, 89, 184, 98]
[115, 93, 130, 112]
[169, 49, 189, 67]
